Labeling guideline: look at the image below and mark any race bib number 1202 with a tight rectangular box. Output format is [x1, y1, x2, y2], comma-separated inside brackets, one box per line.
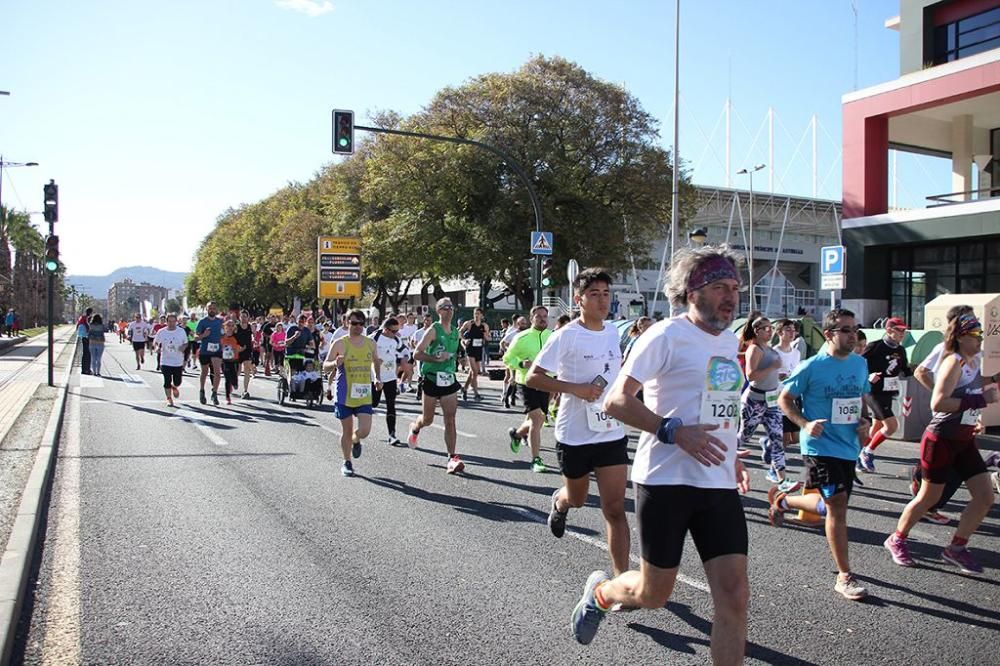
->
[699, 391, 740, 431]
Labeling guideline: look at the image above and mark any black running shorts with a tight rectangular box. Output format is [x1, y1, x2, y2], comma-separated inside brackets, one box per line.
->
[865, 393, 895, 420]
[161, 365, 183, 388]
[519, 384, 550, 414]
[635, 483, 748, 569]
[420, 377, 460, 399]
[803, 455, 856, 499]
[555, 437, 629, 480]
[132, 341, 146, 351]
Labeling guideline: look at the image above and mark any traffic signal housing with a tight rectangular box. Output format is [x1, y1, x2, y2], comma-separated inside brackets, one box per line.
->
[332, 109, 354, 155]
[43, 180, 58, 223]
[44, 235, 59, 273]
[541, 258, 555, 288]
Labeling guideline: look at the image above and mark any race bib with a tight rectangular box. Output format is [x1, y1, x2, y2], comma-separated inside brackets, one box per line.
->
[961, 408, 981, 426]
[350, 383, 371, 400]
[586, 404, 620, 433]
[206, 342, 220, 353]
[832, 397, 862, 425]
[765, 389, 779, 407]
[472, 339, 483, 347]
[883, 376, 900, 392]
[436, 372, 454, 387]
[222, 346, 234, 360]
[699, 391, 740, 431]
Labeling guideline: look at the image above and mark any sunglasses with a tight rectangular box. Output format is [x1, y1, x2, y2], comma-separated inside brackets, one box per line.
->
[755, 324, 773, 331]
[826, 326, 861, 334]
[437, 305, 453, 311]
[965, 329, 983, 339]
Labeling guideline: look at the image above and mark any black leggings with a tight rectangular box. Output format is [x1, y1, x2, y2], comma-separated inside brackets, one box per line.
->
[161, 365, 183, 389]
[223, 360, 239, 399]
[372, 380, 398, 437]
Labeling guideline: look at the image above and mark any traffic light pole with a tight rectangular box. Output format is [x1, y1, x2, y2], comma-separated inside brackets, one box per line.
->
[47, 218, 53, 387]
[353, 124, 544, 306]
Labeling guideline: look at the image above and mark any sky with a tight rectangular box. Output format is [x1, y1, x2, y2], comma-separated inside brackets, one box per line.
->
[2, 0, 934, 278]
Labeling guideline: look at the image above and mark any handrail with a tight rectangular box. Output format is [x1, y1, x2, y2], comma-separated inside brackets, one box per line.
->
[926, 187, 1000, 207]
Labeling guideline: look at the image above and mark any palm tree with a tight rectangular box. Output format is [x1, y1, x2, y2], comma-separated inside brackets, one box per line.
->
[5, 207, 45, 326]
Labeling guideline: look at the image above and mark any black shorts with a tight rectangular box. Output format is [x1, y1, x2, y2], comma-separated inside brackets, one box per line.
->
[636, 484, 748, 569]
[132, 341, 146, 351]
[556, 437, 629, 480]
[199, 353, 221, 365]
[238, 350, 252, 363]
[421, 376, 461, 399]
[804, 455, 856, 499]
[161, 365, 183, 388]
[519, 384, 550, 414]
[865, 393, 895, 420]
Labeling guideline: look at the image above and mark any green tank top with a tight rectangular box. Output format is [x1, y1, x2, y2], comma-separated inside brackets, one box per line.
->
[420, 322, 459, 383]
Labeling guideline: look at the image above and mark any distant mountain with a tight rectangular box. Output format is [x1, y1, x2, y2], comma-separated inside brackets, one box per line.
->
[67, 266, 188, 297]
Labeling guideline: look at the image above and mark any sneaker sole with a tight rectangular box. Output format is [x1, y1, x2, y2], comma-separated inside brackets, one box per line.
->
[447, 461, 465, 474]
[837, 587, 868, 601]
[571, 571, 608, 645]
[941, 551, 983, 575]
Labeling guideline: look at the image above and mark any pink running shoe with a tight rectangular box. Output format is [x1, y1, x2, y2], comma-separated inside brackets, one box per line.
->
[446, 455, 465, 474]
[407, 428, 419, 449]
[942, 546, 983, 575]
[884, 535, 915, 567]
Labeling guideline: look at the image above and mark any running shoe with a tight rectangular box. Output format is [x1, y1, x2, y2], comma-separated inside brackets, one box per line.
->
[352, 439, 362, 459]
[407, 428, 419, 448]
[759, 436, 772, 465]
[387, 435, 402, 447]
[211, 391, 219, 406]
[766, 486, 786, 527]
[857, 450, 876, 473]
[942, 546, 983, 575]
[923, 510, 951, 525]
[531, 457, 546, 473]
[777, 478, 802, 494]
[909, 465, 920, 497]
[508, 427, 522, 454]
[415, 388, 422, 400]
[446, 455, 465, 474]
[548, 489, 567, 538]
[461, 388, 468, 401]
[571, 570, 610, 645]
[242, 391, 250, 399]
[341, 461, 354, 477]
[199, 390, 207, 405]
[883, 534, 915, 567]
[399, 383, 408, 394]
[834, 573, 868, 600]
[984, 451, 1000, 469]
[765, 468, 780, 484]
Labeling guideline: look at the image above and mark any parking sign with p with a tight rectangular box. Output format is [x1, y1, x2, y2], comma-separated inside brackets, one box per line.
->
[821, 245, 845, 275]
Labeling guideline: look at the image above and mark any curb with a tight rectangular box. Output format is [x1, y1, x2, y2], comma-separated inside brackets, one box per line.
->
[0, 336, 77, 665]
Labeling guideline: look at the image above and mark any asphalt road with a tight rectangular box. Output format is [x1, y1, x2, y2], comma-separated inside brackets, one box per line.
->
[13, 340, 1000, 664]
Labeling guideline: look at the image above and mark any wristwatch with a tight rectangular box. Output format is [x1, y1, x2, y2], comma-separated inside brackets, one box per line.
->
[656, 416, 683, 445]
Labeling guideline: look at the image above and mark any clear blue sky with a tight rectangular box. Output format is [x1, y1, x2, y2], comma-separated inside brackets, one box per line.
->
[2, 0, 923, 277]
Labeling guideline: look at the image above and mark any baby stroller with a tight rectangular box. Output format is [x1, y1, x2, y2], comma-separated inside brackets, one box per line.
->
[276, 354, 325, 408]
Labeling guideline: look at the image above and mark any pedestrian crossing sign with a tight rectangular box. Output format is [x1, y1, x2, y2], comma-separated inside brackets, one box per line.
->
[530, 231, 553, 256]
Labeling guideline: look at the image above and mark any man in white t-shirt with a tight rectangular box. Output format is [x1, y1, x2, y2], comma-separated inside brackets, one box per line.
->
[501, 316, 529, 408]
[569, 248, 750, 662]
[396, 313, 418, 393]
[127, 313, 152, 370]
[410, 313, 434, 401]
[153, 314, 189, 408]
[371, 317, 406, 446]
[527, 270, 629, 576]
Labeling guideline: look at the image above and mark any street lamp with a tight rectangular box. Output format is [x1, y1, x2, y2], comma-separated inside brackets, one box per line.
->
[688, 226, 708, 246]
[737, 164, 765, 311]
[0, 157, 40, 287]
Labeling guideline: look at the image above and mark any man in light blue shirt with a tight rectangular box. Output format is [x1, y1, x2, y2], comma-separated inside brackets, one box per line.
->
[773, 308, 872, 601]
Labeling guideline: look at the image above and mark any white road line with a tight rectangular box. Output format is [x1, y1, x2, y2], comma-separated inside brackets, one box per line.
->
[509, 506, 711, 594]
[428, 423, 479, 438]
[175, 409, 229, 447]
[78, 375, 104, 389]
[41, 383, 81, 662]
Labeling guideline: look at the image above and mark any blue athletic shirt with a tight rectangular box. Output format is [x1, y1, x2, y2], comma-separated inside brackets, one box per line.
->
[782, 351, 870, 461]
[195, 317, 223, 345]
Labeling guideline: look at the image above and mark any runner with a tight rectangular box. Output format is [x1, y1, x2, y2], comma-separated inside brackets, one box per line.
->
[219, 320, 245, 405]
[196, 302, 224, 406]
[884, 313, 998, 574]
[185, 314, 200, 370]
[397, 313, 419, 393]
[857, 317, 912, 473]
[568, 250, 750, 662]
[459, 308, 490, 401]
[408, 297, 465, 474]
[151, 316, 167, 371]
[503, 305, 551, 473]
[235, 310, 254, 399]
[773, 319, 802, 449]
[271, 322, 287, 372]
[500, 316, 528, 408]
[739, 315, 800, 492]
[153, 314, 188, 408]
[410, 312, 434, 401]
[527, 270, 630, 579]
[261, 314, 276, 376]
[117, 319, 128, 344]
[371, 316, 406, 446]
[771, 308, 872, 600]
[127, 313, 152, 370]
[324, 309, 381, 477]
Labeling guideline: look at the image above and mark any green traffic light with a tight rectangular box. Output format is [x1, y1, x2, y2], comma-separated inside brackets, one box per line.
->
[45, 259, 59, 272]
[541, 277, 551, 288]
[339, 137, 350, 147]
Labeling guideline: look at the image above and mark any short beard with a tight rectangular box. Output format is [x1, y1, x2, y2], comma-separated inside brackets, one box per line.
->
[690, 298, 732, 332]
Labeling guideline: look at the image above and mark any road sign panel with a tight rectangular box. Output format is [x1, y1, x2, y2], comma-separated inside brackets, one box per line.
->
[530, 231, 553, 256]
[821, 274, 845, 290]
[317, 236, 362, 299]
[821, 245, 845, 275]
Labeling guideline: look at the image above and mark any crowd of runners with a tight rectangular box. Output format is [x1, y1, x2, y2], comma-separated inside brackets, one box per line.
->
[80, 245, 1000, 664]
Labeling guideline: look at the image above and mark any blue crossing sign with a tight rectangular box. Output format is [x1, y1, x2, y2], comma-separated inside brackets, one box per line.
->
[530, 231, 553, 256]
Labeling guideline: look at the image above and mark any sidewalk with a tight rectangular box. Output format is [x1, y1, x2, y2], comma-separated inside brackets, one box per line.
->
[0, 328, 75, 447]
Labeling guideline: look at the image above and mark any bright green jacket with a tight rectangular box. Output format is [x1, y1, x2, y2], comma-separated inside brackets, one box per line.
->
[503, 327, 551, 385]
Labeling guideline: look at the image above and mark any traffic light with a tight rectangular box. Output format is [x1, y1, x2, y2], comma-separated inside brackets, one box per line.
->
[541, 258, 555, 288]
[44, 235, 59, 273]
[43, 180, 58, 223]
[332, 109, 354, 155]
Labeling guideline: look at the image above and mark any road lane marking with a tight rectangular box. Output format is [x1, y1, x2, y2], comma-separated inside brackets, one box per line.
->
[78, 375, 104, 389]
[41, 382, 82, 663]
[175, 409, 229, 447]
[428, 423, 478, 438]
[509, 506, 711, 594]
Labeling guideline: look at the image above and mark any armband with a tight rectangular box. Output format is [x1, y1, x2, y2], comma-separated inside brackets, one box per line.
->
[959, 394, 987, 412]
[656, 416, 683, 445]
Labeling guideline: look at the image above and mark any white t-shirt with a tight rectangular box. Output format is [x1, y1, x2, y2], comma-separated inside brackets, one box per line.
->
[399, 323, 418, 343]
[774, 345, 801, 380]
[319, 331, 335, 358]
[502, 326, 524, 347]
[532, 320, 625, 446]
[371, 330, 404, 383]
[128, 321, 151, 342]
[622, 316, 740, 490]
[331, 326, 350, 344]
[920, 342, 979, 384]
[154, 327, 188, 367]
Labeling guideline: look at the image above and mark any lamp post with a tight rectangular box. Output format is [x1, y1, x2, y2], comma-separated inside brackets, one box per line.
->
[737, 164, 765, 312]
